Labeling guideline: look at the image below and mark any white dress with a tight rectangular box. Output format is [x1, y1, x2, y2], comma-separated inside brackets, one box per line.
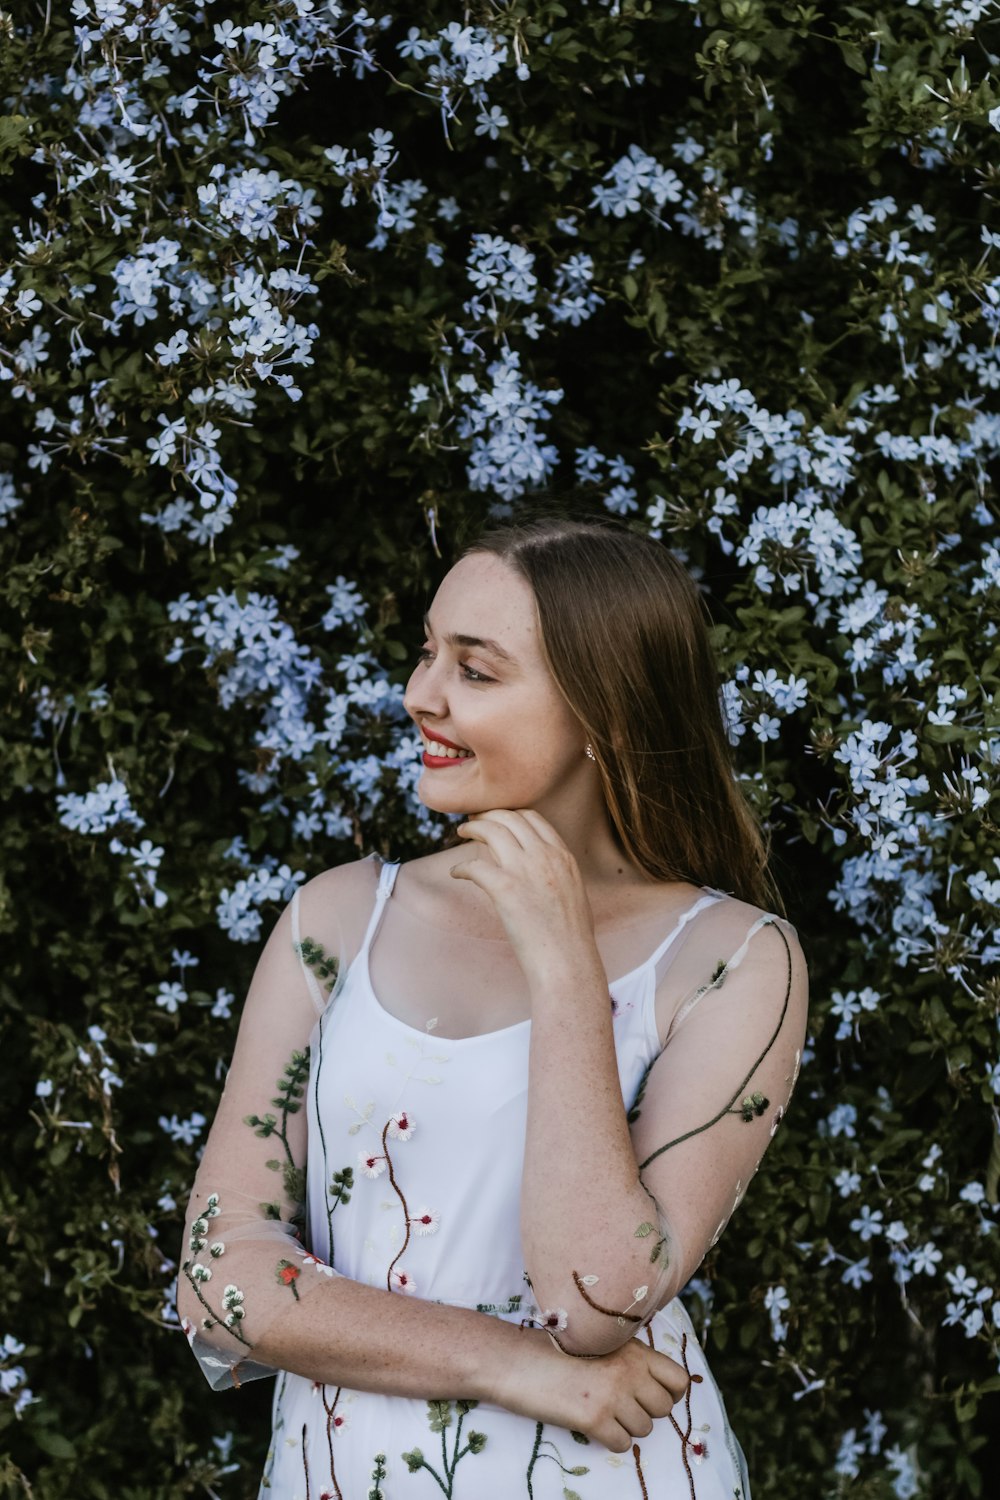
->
[251, 857, 796, 1499]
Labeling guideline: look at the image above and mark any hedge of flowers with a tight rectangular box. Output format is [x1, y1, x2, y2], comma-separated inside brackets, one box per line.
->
[2, 1, 998, 1496]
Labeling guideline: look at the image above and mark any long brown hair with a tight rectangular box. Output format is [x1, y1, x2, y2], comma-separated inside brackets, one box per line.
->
[456, 515, 786, 916]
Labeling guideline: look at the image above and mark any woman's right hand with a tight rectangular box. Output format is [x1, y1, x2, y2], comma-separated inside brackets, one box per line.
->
[491, 1328, 695, 1452]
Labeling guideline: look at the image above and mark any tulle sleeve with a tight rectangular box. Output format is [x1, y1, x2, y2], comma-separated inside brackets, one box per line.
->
[177, 854, 380, 1391]
[626, 901, 809, 1312]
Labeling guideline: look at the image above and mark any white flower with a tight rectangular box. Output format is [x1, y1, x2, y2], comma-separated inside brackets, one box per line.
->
[531, 1307, 568, 1331]
[358, 1150, 387, 1179]
[386, 1110, 414, 1140]
[391, 1268, 417, 1294]
[303, 1253, 338, 1278]
[410, 1207, 440, 1236]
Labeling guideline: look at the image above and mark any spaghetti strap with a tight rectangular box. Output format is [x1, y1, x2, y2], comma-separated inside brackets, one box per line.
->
[650, 888, 726, 989]
[356, 858, 400, 960]
[290, 885, 328, 1015]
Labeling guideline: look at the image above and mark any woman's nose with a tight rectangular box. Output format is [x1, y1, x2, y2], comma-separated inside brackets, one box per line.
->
[403, 663, 446, 721]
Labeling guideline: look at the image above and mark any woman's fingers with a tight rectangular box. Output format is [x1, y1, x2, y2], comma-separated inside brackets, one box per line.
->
[635, 1372, 677, 1419]
[456, 815, 525, 860]
[513, 807, 567, 848]
[649, 1347, 696, 1403]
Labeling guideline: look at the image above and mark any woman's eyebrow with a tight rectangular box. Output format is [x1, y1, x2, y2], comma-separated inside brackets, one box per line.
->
[422, 611, 517, 665]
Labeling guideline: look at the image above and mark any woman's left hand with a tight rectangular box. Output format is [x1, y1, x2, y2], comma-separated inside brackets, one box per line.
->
[450, 809, 600, 986]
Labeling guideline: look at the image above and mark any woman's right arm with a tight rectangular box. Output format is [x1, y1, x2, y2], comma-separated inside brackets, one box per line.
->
[177, 858, 690, 1450]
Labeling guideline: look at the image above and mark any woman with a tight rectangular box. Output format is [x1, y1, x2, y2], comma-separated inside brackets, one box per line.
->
[179, 516, 809, 1499]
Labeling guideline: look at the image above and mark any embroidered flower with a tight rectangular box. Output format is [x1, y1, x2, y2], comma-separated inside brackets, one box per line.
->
[690, 1437, 708, 1464]
[359, 1149, 387, 1178]
[209, 1240, 226, 1258]
[410, 1207, 440, 1236]
[222, 1284, 245, 1326]
[391, 1268, 417, 1294]
[276, 1259, 301, 1299]
[190, 1261, 212, 1283]
[303, 1252, 338, 1277]
[387, 1110, 415, 1140]
[529, 1307, 568, 1331]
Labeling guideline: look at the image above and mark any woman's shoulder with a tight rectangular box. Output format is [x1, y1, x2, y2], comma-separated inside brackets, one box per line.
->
[291, 851, 386, 961]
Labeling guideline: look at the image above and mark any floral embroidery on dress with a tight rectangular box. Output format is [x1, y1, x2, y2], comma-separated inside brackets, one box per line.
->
[222, 876, 790, 1499]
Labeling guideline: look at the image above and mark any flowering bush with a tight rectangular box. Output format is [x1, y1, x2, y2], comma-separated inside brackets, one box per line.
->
[2, 2, 998, 1496]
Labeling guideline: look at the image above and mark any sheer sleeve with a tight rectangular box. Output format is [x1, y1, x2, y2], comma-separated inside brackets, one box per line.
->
[177, 853, 381, 1391]
[627, 902, 809, 1312]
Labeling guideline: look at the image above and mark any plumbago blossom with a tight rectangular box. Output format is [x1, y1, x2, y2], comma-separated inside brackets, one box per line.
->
[162, 575, 438, 939]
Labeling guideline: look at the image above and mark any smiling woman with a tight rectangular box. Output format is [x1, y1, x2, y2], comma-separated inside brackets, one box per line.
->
[179, 516, 808, 1499]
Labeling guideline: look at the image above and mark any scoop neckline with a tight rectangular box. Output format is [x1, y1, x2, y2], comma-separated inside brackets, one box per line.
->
[357, 880, 721, 1046]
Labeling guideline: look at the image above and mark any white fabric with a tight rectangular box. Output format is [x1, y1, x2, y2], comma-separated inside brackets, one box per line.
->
[180, 850, 808, 1499]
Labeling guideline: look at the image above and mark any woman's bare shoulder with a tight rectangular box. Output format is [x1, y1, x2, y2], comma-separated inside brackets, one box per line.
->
[293, 850, 385, 958]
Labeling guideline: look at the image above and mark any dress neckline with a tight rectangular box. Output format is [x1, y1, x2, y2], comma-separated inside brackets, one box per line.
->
[356, 871, 723, 1045]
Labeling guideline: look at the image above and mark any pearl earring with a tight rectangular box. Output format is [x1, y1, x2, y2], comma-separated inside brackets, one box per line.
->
[584, 743, 596, 761]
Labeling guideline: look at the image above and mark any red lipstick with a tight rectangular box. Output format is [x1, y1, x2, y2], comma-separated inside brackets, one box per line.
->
[420, 728, 468, 751]
[419, 726, 475, 769]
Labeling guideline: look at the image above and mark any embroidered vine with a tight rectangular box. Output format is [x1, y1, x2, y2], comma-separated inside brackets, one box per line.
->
[571, 1270, 642, 1327]
[633, 1443, 649, 1500]
[381, 1112, 415, 1294]
[321, 1385, 345, 1500]
[294, 933, 340, 992]
[525, 1422, 590, 1499]
[637, 921, 793, 1172]
[664, 1330, 699, 1500]
[401, 1400, 487, 1496]
[245, 1049, 310, 1225]
[182, 1191, 252, 1349]
[368, 1453, 387, 1499]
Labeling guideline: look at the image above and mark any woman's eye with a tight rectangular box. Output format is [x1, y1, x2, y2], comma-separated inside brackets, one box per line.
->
[415, 647, 493, 684]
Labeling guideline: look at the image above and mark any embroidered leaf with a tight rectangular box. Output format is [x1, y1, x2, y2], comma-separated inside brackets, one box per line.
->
[739, 1090, 770, 1122]
[635, 1221, 655, 1238]
[467, 1431, 487, 1453]
[570, 1431, 590, 1444]
[580, 1274, 599, 1286]
[295, 934, 339, 989]
[427, 1399, 453, 1432]
[476, 1293, 522, 1316]
[627, 1057, 654, 1123]
[283, 1162, 306, 1205]
[402, 1449, 424, 1473]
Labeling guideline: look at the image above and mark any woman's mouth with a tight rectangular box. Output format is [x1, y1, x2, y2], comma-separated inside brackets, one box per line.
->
[421, 735, 476, 768]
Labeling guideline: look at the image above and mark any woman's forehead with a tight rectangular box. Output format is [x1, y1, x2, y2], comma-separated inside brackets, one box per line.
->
[432, 554, 540, 646]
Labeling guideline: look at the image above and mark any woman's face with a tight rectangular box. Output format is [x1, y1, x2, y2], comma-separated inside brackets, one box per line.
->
[403, 552, 589, 816]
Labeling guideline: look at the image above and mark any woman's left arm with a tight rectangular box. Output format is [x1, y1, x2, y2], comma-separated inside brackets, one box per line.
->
[452, 809, 809, 1358]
